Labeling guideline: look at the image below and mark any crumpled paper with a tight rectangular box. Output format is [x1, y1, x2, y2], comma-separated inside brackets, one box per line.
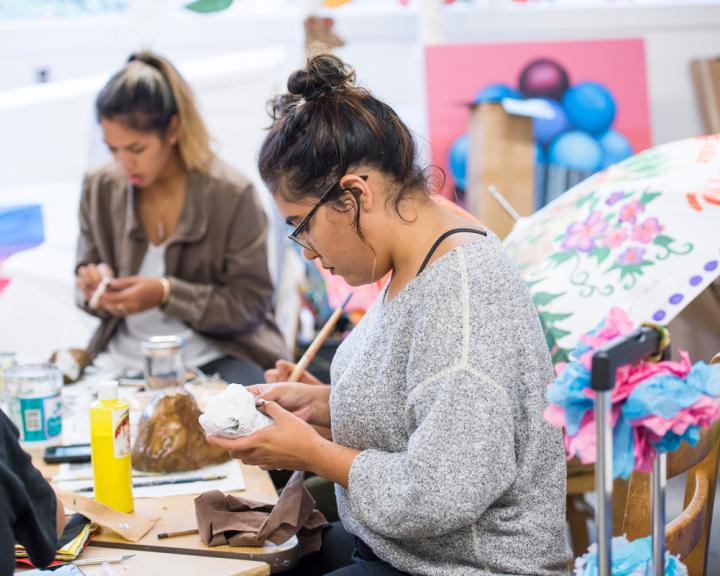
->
[194, 471, 328, 557]
[199, 384, 273, 438]
[544, 307, 720, 479]
[574, 535, 687, 575]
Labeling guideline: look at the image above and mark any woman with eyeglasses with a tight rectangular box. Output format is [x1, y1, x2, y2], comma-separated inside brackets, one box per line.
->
[207, 54, 569, 575]
[75, 51, 288, 384]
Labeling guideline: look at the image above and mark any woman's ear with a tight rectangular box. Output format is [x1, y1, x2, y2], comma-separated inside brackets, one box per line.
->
[166, 115, 180, 145]
[340, 173, 374, 213]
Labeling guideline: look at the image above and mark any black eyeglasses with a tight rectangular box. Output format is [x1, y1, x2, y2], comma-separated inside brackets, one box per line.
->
[288, 175, 367, 251]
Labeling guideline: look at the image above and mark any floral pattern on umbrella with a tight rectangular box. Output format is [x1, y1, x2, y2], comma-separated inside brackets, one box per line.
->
[505, 135, 720, 363]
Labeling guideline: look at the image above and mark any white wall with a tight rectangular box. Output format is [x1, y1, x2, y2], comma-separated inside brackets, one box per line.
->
[0, 46, 289, 189]
[4, 2, 717, 172]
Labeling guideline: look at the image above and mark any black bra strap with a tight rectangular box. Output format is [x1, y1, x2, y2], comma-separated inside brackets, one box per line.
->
[416, 227, 487, 276]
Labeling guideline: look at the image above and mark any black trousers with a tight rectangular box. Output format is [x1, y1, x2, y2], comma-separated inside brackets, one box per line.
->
[198, 355, 265, 385]
[284, 522, 410, 576]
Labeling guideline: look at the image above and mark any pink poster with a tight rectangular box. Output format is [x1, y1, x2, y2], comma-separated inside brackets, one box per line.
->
[425, 38, 652, 197]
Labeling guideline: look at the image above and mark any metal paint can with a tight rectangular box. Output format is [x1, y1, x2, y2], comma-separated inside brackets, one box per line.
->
[5, 363, 63, 445]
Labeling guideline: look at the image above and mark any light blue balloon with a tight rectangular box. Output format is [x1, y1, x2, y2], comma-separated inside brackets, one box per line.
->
[597, 129, 633, 167]
[533, 98, 570, 146]
[562, 82, 617, 135]
[474, 83, 523, 104]
[448, 133, 469, 190]
[548, 130, 603, 172]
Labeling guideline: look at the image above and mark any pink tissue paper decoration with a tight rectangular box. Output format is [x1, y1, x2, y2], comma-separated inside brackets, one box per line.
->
[544, 307, 720, 477]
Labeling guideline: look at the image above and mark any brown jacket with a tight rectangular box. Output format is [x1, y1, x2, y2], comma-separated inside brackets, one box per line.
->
[76, 159, 289, 369]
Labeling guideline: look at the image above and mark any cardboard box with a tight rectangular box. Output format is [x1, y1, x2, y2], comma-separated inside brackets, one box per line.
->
[690, 58, 720, 134]
[465, 101, 536, 239]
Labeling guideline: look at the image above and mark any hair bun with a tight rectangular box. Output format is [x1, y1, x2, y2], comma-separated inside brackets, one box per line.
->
[287, 54, 354, 100]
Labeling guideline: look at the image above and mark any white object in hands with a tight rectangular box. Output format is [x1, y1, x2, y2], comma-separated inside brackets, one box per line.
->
[88, 275, 111, 309]
[199, 384, 273, 438]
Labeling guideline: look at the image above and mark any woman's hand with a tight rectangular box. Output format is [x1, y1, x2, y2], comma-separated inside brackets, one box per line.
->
[207, 401, 359, 488]
[76, 263, 114, 302]
[247, 381, 331, 428]
[206, 401, 324, 471]
[98, 276, 163, 317]
[264, 360, 324, 385]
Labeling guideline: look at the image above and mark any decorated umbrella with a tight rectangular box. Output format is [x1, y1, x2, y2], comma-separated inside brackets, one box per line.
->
[504, 134, 720, 363]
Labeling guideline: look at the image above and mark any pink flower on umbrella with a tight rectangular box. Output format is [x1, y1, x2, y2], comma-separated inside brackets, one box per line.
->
[631, 217, 664, 244]
[617, 246, 647, 266]
[602, 227, 628, 248]
[562, 211, 608, 253]
[618, 199, 645, 224]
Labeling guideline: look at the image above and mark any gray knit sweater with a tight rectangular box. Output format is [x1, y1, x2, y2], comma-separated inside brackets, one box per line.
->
[330, 234, 569, 575]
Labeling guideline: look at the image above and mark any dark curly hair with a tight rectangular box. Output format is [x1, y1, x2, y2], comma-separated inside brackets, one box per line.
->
[258, 53, 430, 235]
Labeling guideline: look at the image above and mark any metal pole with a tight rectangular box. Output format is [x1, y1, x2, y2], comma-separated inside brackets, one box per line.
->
[652, 453, 667, 576]
[590, 326, 665, 576]
[595, 389, 613, 576]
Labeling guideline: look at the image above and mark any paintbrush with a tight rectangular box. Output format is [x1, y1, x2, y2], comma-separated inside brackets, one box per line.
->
[73, 553, 136, 566]
[75, 474, 227, 492]
[157, 528, 199, 539]
[289, 292, 352, 382]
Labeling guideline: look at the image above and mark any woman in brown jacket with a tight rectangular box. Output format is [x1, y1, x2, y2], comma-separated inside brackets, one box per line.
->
[75, 51, 288, 384]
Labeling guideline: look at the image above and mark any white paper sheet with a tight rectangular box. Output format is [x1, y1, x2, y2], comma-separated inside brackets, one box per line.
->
[54, 459, 245, 498]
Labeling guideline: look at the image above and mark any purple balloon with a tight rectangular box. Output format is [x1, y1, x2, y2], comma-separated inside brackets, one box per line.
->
[519, 58, 570, 102]
[533, 98, 570, 146]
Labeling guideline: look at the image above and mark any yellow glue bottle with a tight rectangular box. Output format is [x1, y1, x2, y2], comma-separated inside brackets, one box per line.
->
[90, 380, 133, 512]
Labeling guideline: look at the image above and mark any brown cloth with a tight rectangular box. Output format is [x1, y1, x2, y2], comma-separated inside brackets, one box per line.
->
[194, 471, 328, 557]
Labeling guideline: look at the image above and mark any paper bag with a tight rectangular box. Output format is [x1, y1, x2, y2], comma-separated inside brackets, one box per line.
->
[57, 490, 159, 542]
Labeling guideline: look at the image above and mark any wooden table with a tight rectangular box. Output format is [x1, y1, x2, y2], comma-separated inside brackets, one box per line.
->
[27, 382, 300, 573]
[62, 546, 269, 576]
[32, 451, 300, 573]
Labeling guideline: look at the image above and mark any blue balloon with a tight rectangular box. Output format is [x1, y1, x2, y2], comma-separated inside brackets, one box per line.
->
[533, 98, 570, 146]
[548, 130, 603, 172]
[474, 83, 523, 104]
[562, 82, 616, 135]
[448, 133, 469, 190]
[597, 129, 633, 167]
[535, 142, 546, 164]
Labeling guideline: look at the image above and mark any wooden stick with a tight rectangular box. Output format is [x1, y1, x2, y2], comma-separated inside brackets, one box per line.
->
[157, 528, 199, 539]
[289, 293, 352, 382]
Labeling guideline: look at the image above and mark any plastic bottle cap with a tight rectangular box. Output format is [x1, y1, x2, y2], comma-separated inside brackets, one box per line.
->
[97, 380, 119, 401]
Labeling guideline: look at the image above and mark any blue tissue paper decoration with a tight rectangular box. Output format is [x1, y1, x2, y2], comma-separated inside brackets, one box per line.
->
[574, 536, 688, 576]
[623, 374, 702, 420]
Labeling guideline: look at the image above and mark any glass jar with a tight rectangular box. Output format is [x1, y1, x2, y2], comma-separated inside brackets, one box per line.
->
[5, 363, 63, 445]
[141, 335, 185, 389]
